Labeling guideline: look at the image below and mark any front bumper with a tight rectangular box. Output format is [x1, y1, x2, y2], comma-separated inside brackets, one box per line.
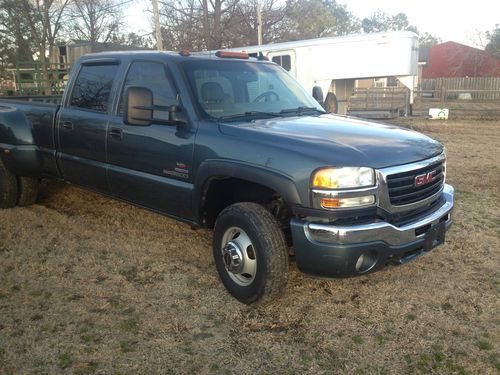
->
[291, 184, 454, 278]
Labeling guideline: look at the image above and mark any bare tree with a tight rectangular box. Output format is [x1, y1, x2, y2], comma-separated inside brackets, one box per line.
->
[68, 0, 123, 43]
[159, 0, 204, 50]
[230, 0, 288, 45]
[159, 0, 241, 50]
[158, 0, 363, 51]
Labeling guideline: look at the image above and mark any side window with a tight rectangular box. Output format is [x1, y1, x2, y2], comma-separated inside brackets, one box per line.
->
[271, 55, 291, 72]
[70, 64, 118, 112]
[118, 61, 177, 119]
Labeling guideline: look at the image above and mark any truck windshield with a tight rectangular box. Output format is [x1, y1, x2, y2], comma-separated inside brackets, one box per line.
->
[181, 60, 325, 121]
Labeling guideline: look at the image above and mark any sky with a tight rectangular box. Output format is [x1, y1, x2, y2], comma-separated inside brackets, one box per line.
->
[124, 0, 500, 48]
[337, 0, 499, 47]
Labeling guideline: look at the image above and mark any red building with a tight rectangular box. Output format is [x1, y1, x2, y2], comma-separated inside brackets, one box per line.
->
[422, 41, 500, 78]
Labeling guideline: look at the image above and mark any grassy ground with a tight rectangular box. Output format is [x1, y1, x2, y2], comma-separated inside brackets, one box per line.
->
[0, 120, 499, 375]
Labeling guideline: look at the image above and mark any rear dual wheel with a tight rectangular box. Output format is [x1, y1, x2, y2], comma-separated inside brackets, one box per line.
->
[0, 160, 39, 208]
[0, 160, 18, 208]
[17, 176, 39, 206]
[213, 202, 289, 304]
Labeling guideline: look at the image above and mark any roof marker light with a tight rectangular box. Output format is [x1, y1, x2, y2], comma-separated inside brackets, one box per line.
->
[215, 51, 249, 59]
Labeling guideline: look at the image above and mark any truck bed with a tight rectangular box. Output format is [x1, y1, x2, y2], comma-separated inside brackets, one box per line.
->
[0, 95, 62, 105]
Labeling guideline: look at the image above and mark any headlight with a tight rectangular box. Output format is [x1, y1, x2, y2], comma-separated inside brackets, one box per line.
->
[312, 167, 375, 189]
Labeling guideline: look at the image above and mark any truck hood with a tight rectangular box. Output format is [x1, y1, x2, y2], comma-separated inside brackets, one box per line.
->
[218, 114, 443, 169]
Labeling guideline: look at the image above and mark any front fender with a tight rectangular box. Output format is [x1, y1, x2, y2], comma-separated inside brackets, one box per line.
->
[194, 159, 302, 222]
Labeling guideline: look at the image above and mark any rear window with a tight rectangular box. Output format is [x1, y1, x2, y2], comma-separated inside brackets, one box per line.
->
[69, 64, 118, 112]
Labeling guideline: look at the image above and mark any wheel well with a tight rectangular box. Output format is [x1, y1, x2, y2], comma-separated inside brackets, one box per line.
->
[200, 177, 290, 229]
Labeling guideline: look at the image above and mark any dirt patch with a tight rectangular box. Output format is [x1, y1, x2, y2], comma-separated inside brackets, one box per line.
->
[0, 120, 499, 374]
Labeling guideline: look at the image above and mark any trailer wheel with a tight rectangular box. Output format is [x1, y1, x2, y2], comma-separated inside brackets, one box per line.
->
[17, 176, 39, 206]
[213, 202, 289, 304]
[0, 160, 18, 209]
[324, 92, 338, 114]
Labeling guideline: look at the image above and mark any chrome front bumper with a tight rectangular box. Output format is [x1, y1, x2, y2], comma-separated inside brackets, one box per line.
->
[306, 184, 454, 246]
[290, 184, 454, 278]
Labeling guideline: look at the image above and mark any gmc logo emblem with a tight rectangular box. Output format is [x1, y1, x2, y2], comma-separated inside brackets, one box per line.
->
[415, 170, 436, 187]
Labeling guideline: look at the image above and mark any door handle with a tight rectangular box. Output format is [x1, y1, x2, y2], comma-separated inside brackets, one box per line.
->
[62, 121, 73, 130]
[109, 127, 123, 139]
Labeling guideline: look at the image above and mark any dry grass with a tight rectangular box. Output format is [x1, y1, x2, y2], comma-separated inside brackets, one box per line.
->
[0, 120, 499, 375]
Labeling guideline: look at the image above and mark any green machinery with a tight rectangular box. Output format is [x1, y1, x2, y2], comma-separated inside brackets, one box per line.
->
[7, 61, 71, 96]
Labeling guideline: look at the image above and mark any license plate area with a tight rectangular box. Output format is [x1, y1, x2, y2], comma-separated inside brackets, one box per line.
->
[424, 221, 446, 251]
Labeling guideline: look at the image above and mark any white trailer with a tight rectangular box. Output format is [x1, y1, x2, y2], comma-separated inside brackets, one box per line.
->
[225, 31, 419, 115]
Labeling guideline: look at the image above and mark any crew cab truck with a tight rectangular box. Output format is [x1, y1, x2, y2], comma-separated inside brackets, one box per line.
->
[0, 51, 454, 304]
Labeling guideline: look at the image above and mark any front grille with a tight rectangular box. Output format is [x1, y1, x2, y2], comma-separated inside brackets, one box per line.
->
[387, 161, 444, 205]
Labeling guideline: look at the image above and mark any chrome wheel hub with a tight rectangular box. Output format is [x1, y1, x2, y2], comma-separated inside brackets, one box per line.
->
[222, 241, 244, 273]
[221, 227, 257, 286]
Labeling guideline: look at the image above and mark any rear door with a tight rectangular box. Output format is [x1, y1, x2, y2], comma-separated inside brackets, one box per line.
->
[106, 60, 196, 219]
[57, 61, 120, 192]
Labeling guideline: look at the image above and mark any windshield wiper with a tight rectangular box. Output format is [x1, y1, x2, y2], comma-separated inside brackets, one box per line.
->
[279, 106, 326, 115]
[218, 111, 284, 121]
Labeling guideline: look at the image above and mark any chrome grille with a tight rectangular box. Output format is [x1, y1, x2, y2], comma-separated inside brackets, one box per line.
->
[386, 161, 444, 205]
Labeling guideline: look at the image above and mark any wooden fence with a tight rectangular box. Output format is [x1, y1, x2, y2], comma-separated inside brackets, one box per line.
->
[420, 77, 500, 100]
[349, 88, 409, 110]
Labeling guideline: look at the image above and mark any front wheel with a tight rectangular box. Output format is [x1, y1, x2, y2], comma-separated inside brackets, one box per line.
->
[213, 202, 289, 304]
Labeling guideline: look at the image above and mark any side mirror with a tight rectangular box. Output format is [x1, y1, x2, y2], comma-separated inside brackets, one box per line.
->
[168, 105, 188, 125]
[312, 86, 324, 107]
[124, 86, 153, 126]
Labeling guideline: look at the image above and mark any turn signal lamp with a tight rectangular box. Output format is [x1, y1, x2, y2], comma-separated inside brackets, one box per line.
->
[320, 196, 375, 209]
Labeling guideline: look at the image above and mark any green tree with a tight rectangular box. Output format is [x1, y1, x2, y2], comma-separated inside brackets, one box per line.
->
[362, 11, 417, 33]
[419, 32, 441, 47]
[485, 25, 500, 58]
[0, 0, 36, 79]
[323, 0, 360, 36]
[280, 0, 338, 41]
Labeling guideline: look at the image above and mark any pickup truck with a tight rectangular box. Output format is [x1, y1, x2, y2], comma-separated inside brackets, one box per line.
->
[0, 50, 454, 304]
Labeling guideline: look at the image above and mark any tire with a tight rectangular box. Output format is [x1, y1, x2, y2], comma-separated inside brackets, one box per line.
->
[324, 92, 338, 114]
[0, 159, 18, 209]
[17, 176, 39, 206]
[213, 202, 289, 304]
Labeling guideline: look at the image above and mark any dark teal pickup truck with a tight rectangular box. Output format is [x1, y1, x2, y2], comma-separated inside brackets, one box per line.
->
[0, 51, 454, 303]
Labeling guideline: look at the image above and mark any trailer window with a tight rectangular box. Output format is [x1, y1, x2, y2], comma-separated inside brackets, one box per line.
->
[69, 64, 118, 113]
[271, 55, 291, 72]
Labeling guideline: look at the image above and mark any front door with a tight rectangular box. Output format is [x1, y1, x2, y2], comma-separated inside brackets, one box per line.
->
[106, 60, 195, 219]
[57, 62, 119, 192]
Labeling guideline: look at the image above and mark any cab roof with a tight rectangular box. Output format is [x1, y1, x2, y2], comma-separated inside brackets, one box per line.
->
[76, 50, 267, 65]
